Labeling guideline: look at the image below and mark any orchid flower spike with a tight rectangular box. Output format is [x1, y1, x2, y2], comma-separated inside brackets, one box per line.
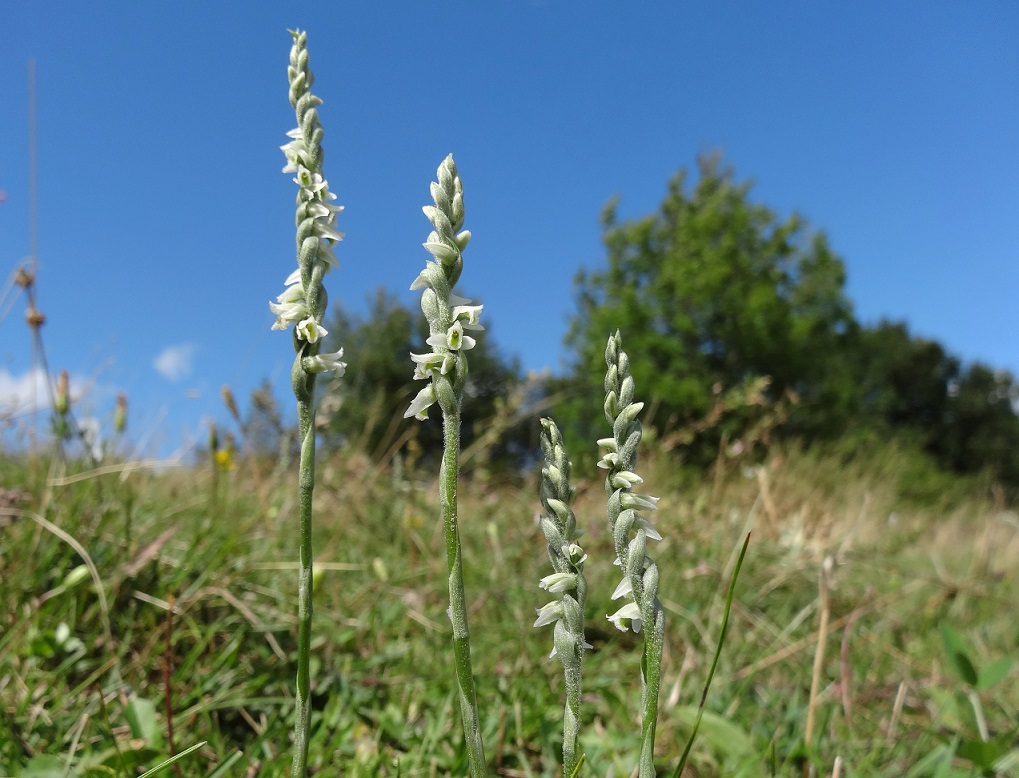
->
[534, 417, 589, 776]
[269, 29, 346, 384]
[404, 155, 482, 420]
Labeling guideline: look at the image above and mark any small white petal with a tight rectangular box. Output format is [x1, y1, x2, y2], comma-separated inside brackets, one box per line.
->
[284, 268, 302, 286]
[610, 577, 633, 600]
[410, 270, 430, 291]
[307, 200, 344, 219]
[410, 351, 453, 378]
[597, 453, 620, 470]
[607, 602, 643, 634]
[296, 318, 327, 343]
[422, 240, 459, 263]
[269, 299, 308, 330]
[404, 384, 437, 420]
[538, 572, 576, 594]
[610, 470, 644, 488]
[303, 349, 346, 376]
[634, 516, 662, 542]
[317, 240, 340, 270]
[295, 167, 328, 193]
[276, 283, 304, 304]
[410, 351, 444, 368]
[446, 320, 466, 350]
[621, 492, 659, 512]
[533, 601, 564, 628]
[562, 544, 587, 566]
[280, 138, 308, 172]
[451, 303, 484, 331]
[315, 220, 345, 243]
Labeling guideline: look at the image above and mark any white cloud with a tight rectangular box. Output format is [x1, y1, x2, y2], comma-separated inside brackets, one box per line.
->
[153, 344, 196, 382]
[0, 368, 102, 419]
[0, 366, 52, 414]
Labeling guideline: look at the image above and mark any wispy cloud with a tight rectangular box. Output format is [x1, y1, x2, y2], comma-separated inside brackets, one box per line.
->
[153, 344, 196, 382]
[0, 367, 52, 415]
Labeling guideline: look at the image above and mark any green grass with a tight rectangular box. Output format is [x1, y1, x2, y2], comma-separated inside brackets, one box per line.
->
[0, 443, 1016, 776]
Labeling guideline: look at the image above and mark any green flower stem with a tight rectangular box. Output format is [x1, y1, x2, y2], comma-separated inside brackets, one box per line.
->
[564, 661, 582, 773]
[638, 608, 665, 775]
[292, 382, 316, 776]
[439, 390, 488, 777]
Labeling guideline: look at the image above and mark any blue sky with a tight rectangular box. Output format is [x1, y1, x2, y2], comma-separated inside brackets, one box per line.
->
[1, 3, 1017, 457]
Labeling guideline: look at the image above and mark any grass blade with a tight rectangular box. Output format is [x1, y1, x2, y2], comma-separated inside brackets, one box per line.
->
[672, 531, 751, 777]
[136, 741, 206, 778]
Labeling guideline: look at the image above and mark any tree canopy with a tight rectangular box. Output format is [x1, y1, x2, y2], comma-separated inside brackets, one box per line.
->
[566, 155, 853, 439]
[562, 154, 1019, 488]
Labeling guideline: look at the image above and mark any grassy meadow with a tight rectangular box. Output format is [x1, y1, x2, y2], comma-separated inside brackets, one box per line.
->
[4, 12, 1019, 777]
[1, 435, 1016, 777]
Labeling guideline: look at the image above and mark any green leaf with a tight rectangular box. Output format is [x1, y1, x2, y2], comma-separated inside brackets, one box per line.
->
[939, 625, 978, 686]
[17, 756, 66, 778]
[957, 732, 1014, 771]
[671, 706, 756, 761]
[976, 656, 1013, 691]
[125, 696, 164, 749]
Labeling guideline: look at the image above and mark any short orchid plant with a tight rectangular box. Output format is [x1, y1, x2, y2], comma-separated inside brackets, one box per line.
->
[272, 30, 741, 778]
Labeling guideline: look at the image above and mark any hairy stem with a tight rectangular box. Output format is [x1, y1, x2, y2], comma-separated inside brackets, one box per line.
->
[638, 606, 665, 776]
[563, 662, 582, 775]
[291, 385, 316, 776]
[440, 402, 487, 776]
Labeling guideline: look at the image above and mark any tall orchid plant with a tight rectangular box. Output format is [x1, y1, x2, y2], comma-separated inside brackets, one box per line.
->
[269, 29, 346, 776]
[404, 154, 489, 777]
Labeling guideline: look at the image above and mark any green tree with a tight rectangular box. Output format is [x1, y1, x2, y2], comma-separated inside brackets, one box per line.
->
[850, 321, 959, 430]
[320, 288, 525, 467]
[320, 289, 422, 458]
[840, 321, 1019, 488]
[932, 362, 1019, 484]
[564, 154, 855, 456]
[561, 154, 1019, 489]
